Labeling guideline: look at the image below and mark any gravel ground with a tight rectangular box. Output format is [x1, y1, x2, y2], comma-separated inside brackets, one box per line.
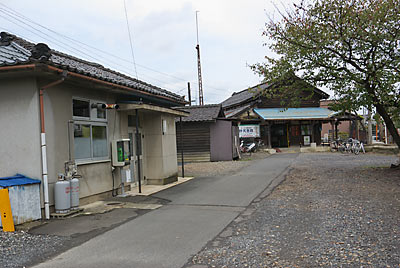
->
[0, 231, 69, 268]
[185, 153, 400, 267]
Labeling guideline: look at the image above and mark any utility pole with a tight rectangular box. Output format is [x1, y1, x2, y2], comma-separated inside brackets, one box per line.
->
[195, 11, 204, 106]
[187, 82, 192, 106]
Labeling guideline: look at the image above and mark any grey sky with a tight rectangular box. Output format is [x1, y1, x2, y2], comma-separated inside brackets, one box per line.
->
[0, 0, 298, 104]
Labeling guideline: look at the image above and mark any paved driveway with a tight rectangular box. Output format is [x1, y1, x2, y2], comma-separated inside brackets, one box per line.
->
[33, 153, 297, 268]
[184, 153, 400, 267]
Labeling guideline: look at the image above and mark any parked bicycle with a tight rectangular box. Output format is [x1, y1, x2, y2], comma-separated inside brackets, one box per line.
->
[351, 139, 365, 155]
[339, 138, 365, 155]
[330, 139, 343, 152]
[330, 138, 365, 155]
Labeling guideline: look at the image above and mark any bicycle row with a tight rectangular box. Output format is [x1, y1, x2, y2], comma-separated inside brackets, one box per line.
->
[330, 138, 365, 155]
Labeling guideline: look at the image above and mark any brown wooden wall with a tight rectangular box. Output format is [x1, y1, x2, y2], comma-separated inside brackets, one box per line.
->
[176, 121, 211, 162]
[257, 92, 321, 108]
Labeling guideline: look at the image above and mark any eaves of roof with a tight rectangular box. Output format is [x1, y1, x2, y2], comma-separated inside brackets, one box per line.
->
[221, 83, 271, 109]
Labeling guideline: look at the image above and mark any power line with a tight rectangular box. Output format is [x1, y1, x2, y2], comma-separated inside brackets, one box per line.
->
[0, 17, 187, 94]
[0, 3, 191, 86]
[0, 2, 231, 96]
[0, 7, 144, 74]
[0, 9, 115, 66]
[0, 3, 139, 69]
[123, 0, 138, 79]
[0, 10, 186, 93]
[0, 2, 230, 94]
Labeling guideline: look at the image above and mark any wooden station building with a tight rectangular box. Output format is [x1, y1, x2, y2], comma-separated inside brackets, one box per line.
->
[222, 80, 333, 148]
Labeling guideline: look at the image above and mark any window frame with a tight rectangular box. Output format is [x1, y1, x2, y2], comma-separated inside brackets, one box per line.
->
[72, 97, 107, 122]
[72, 97, 109, 162]
[72, 98, 90, 120]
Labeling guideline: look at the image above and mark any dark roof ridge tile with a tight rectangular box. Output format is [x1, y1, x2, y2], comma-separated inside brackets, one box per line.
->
[179, 104, 221, 109]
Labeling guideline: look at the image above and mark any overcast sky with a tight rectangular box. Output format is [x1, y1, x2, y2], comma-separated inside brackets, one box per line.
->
[0, 0, 300, 104]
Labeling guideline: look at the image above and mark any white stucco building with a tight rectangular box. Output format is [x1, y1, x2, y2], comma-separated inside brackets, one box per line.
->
[0, 32, 187, 220]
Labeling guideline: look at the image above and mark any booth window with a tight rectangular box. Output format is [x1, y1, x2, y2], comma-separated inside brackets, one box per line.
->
[72, 98, 108, 161]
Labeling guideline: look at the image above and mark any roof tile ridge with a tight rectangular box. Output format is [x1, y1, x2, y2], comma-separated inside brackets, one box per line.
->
[1, 31, 184, 101]
[51, 49, 182, 99]
[10, 41, 32, 57]
[2, 32, 36, 50]
[182, 104, 221, 108]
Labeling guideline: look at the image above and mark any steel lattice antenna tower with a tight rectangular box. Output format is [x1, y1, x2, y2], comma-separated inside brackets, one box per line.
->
[195, 11, 204, 106]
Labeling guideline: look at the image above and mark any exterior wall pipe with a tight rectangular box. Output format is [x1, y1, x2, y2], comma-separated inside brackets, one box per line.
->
[39, 78, 65, 220]
[135, 109, 142, 193]
[0, 64, 36, 71]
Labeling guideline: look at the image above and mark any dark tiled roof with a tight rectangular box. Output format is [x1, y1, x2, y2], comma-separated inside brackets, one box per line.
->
[221, 83, 270, 108]
[0, 41, 30, 65]
[225, 103, 252, 118]
[174, 104, 223, 122]
[0, 32, 184, 103]
[222, 79, 329, 109]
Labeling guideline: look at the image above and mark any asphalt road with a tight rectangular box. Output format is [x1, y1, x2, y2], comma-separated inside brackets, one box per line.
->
[32, 153, 297, 268]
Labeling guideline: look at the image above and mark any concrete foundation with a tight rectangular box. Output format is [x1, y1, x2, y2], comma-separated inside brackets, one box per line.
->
[147, 173, 178, 185]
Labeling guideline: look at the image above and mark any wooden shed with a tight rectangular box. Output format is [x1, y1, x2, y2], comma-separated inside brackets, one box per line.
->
[175, 105, 239, 162]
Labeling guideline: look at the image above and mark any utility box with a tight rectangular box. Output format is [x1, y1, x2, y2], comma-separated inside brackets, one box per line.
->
[111, 139, 131, 167]
[0, 174, 41, 226]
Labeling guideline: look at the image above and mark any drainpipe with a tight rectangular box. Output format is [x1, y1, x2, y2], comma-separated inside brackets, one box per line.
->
[135, 109, 142, 194]
[39, 76, 66, 220]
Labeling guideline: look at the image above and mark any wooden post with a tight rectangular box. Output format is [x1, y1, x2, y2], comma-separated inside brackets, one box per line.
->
[267, 124, 272, 148]
[349, 120, 354, 138]
[356, 119, 360, 140]
[335, 121, 339, 140]
[311, 122, 315, 143]
[287, 123, 290, 147]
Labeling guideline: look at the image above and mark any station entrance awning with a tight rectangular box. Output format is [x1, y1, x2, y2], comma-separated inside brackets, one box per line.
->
[254, 107, 335, 120]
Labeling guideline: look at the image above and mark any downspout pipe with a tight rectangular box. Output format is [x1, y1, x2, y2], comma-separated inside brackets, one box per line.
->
[135, 109, 142, 193]
[39, 76, 66, 220]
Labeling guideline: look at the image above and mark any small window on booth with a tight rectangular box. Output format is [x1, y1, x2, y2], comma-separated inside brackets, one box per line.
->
[73, 99, 90, 118]
[90, 102, 107, 121]
[97, 108, 106, 120]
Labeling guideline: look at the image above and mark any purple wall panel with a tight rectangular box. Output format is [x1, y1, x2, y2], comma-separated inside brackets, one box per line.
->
[210, 120, 233, 161]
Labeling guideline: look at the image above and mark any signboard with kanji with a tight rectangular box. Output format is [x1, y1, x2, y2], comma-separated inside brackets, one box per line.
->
[239, 124, 260, 138]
